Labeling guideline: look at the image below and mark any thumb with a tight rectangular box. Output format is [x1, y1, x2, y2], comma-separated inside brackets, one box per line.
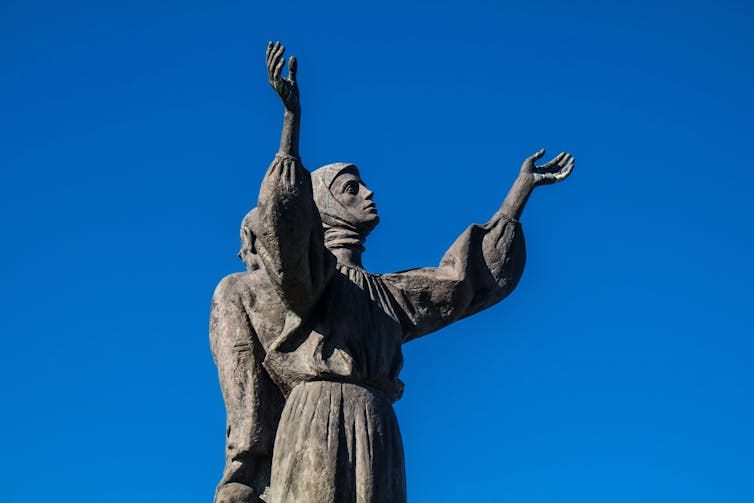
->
[288, 56, 297, 82]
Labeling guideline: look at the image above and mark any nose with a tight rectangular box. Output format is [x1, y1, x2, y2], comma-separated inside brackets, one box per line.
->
[363, 186, 374, 200]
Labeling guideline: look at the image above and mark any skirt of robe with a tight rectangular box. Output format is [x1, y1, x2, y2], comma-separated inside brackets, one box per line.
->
[268, 380, 406, 503]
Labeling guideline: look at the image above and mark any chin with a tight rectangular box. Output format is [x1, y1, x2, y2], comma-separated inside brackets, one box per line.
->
[361, 214, 380, 233]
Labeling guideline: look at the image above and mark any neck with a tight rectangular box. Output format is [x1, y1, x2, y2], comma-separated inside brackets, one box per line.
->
[322, 225, 366, 268]
[330, 247, 364, 268]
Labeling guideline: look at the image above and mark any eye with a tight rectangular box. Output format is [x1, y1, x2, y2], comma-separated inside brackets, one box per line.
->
[344, 182, 359, 195]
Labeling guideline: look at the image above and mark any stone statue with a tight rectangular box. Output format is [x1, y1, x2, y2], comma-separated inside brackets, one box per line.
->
[210, 41, 574, 503]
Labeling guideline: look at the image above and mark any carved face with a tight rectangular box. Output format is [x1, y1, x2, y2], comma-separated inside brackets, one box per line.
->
[330, 169, 379, 230]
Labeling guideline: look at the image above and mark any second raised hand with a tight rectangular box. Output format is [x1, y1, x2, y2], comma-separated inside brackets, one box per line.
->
[266, 41, 299, 112]
[520, 149, 575, 187]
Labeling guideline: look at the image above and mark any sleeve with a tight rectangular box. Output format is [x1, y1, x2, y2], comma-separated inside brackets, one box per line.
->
[381, 213, 526, 343]
[209, 275, 285, 495]
[255, 153, 335, 315]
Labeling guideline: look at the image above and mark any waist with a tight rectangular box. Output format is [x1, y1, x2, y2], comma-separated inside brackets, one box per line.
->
[291, 379, 393, 405]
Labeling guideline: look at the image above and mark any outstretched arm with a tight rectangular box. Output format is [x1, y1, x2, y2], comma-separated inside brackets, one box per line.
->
[384, 150, 574, 342]
[499, 149, 575, 220]
[266, 41, 300, 157]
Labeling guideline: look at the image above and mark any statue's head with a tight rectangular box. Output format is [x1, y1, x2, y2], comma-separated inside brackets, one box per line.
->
[312, 163, 379, 250]
[237, 208, 259, 271]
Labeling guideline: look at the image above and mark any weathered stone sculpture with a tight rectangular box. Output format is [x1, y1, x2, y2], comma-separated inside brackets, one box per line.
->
[210, 42, 574, 503]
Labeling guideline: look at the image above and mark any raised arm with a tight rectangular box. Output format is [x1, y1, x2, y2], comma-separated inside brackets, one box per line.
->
[256, 43, 333, 315]
[266, 41, 300, 157]
[383, 149, 574, 342]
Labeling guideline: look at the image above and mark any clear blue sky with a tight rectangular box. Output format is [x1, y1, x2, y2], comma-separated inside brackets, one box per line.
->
[2, 1, 753, 501]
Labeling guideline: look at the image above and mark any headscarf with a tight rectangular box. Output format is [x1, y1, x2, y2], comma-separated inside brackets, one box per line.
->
[311, 163, 375, 251]
[238, 208, 259, 271]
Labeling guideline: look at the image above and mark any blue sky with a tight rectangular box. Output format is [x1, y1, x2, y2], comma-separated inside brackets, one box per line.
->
[2, 1, 753, 501]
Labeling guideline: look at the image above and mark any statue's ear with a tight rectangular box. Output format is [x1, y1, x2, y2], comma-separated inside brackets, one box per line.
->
[240, 225, 257, 255]
[249, 231, 257, 254]
[238, 226, 249, 260]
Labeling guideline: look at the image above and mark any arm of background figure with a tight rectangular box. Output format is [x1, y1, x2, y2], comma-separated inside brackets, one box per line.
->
[209, 275, 284, 498]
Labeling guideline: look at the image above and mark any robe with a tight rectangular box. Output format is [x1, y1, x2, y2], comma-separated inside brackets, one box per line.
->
[223, 152, 526, 502]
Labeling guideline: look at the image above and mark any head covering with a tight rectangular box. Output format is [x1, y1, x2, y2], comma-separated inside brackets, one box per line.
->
[311, 163, 376, 251]
[238, 208, 259, 271]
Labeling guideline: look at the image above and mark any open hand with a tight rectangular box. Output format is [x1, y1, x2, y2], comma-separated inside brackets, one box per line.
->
[520, 149, 574, 186]
[266, 41, 299, 111]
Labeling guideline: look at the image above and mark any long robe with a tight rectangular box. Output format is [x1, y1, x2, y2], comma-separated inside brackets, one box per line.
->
[248, 153, 526, 502]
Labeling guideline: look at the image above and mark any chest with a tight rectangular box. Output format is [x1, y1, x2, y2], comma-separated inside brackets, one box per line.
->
[312, 268, 403, 345]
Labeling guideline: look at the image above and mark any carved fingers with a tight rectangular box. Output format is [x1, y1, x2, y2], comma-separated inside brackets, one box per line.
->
[288, 55, 297, 83]
[266, 41, 284, 82]
[533, 151, 575, 185]
[520, 148, 574, 186]
[529, 148, 546, 163]
[266, 41, 299, 111]
[537, 152, 566, 171]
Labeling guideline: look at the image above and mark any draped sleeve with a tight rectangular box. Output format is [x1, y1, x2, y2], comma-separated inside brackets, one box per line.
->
[381, 213, 526, 343]
[255, 153, 335, 315]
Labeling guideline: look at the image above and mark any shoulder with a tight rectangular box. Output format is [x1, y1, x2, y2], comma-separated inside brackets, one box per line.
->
[212, 272, 255, 303]
[212, 269, 280, 305]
